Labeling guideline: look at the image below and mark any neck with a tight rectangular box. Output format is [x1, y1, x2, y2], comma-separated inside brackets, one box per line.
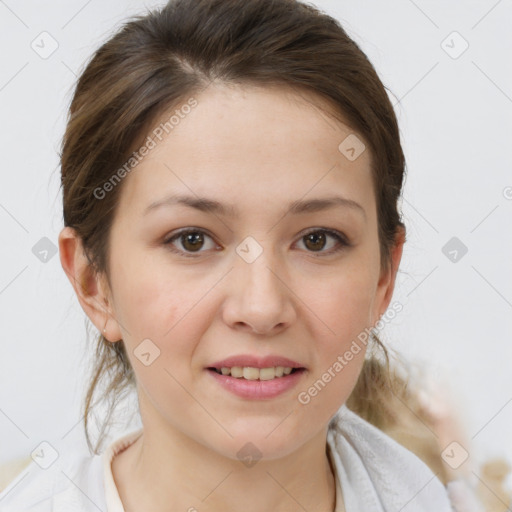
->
[113, 423, 337, 512]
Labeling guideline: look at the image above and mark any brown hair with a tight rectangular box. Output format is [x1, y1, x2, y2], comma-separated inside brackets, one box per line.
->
[59, 0, 407, 454]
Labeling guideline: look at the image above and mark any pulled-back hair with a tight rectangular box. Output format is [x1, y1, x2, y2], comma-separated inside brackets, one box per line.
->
[59, 0, 407, 454]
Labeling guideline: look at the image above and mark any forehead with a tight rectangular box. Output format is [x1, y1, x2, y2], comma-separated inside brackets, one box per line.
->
[116, 83, 374, 219]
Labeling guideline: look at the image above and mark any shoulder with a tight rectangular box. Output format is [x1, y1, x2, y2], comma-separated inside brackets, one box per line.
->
[0, 448, 105, 512]
[328, 405, 454, 511]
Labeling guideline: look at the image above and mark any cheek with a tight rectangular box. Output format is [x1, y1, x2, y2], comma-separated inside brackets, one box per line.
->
[113, 272, 208, 405]
[111, 258, 209, 355]
[306, 264, 375, 340]
[301, 263, 373, 407]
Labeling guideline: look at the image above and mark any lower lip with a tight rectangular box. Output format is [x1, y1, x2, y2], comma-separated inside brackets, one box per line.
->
[206, 368, 306, 399]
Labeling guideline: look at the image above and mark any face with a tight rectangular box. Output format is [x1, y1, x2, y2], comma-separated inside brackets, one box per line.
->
[65, 83, 402, 461]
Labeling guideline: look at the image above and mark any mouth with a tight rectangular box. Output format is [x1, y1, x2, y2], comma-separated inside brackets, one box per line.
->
[206, 365, 307, 399]
[207, 366, 305, 381]
[205, 355, 307, 399]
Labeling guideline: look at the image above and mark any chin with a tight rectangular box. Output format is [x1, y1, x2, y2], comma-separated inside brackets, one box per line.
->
[206, 423, 311, 463]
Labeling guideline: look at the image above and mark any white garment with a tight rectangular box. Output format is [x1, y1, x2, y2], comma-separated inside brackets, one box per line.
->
[0, 405, 478, 511]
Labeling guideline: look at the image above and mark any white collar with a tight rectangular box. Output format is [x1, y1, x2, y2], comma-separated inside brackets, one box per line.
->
[327, 404, 453, 511]
[99, 405, 452, 511]
[3, 405, 451, 511]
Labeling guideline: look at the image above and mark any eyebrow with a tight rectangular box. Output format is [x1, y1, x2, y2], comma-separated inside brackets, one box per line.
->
[143, 194, 366, 220]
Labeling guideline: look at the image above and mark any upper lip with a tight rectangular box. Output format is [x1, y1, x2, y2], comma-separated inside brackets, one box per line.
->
[208, 355, 306, 370]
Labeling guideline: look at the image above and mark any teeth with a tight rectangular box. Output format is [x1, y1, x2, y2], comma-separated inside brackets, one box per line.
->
[258, 367, 275, 381]
[243, 367, 260, 380]
[230, 367, 244, 378]
[216, 366, 297, 380]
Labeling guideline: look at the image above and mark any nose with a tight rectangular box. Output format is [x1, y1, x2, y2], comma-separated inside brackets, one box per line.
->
[221, 246, 296, 336]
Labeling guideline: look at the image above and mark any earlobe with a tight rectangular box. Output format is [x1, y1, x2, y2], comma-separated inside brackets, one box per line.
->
[58, 226, 120, 341]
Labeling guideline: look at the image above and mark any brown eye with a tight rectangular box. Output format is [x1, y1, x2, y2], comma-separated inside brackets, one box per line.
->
[164, 227, 349, 259]
[297, 229, 349, 255]
[303, 231, 327, 251]
[164, 229, 217, 257]
[181, 231, 204, 252]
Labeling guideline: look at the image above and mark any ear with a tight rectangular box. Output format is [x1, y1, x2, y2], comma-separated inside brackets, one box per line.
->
[58, 226, 123, 342]
[372, 225, 406, 325]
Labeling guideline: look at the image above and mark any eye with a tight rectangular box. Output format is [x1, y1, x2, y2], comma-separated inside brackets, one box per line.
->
[295, 228, 350, 256]
[163, 228, 218, 257]
[163, 227, 350, 258]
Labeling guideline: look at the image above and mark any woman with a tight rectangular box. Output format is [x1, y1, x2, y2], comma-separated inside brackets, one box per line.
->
[0, 0, 474, 510]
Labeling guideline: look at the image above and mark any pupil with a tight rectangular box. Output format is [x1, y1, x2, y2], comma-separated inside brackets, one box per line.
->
[305, 232, 325, 251]
[183, 232, 203, 251]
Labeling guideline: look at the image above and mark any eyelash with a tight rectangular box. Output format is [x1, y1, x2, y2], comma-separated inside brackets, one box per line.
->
[162, 228, 350, 258]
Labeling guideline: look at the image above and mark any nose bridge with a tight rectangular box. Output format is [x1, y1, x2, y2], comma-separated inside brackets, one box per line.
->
[224, 235, 294, 333]
[237, 237, 283, 300]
